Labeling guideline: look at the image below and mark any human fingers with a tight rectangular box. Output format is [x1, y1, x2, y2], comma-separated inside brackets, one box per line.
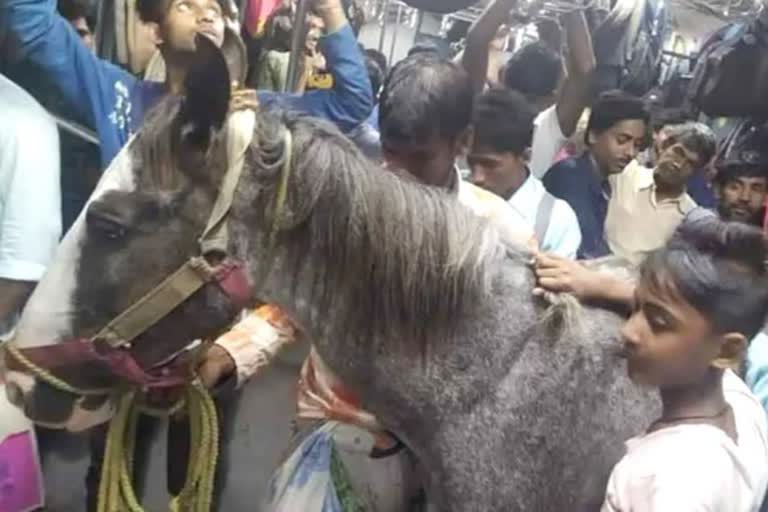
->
[230, 98, 259, 112]
[534, 267, 569, 279]
[537, 276, 572, 293]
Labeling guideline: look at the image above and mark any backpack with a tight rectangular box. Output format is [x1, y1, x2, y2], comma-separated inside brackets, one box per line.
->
[689, 19, 768, 118]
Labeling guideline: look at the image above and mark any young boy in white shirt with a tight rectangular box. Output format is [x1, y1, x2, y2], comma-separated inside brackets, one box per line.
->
[602, 216, 768, 511]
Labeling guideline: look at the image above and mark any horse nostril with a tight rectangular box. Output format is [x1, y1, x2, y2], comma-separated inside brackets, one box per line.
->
[6, 381, 25, 408]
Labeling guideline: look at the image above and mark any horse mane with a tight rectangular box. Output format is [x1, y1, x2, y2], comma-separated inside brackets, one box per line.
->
[249, 113, 507, 351]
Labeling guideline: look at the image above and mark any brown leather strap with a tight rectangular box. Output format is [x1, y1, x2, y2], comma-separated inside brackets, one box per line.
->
[94, 258, 214, 348]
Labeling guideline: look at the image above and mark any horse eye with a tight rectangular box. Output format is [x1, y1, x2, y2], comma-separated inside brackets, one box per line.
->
[86, 209, 129, 241]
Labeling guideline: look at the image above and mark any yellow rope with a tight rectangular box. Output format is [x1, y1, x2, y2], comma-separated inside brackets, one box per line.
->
[6, 343, 220, 511]
[93, 383, 219, 512]
[4, 343, 110, 395]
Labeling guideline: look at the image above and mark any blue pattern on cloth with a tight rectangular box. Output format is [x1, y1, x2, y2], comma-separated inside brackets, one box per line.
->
[265, 422, 343, 512]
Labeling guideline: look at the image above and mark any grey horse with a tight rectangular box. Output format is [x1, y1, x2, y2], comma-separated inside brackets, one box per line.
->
[5, 39, 658, 511]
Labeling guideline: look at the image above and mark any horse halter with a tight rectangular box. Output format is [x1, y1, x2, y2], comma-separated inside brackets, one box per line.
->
[5, 109, 294, 396]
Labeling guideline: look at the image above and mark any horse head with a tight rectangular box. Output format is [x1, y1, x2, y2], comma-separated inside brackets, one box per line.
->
[3, 36, 248, 431]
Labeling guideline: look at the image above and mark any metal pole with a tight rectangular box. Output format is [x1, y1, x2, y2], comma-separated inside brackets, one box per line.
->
[378, 0, 391, 53]
[285, 0, 311, 93]
[388, 2, 403, 66]
[52, 115, 100, 146]
[413, 9, 424, 46]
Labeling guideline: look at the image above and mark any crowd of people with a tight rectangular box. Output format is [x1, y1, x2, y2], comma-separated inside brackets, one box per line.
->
[2, 0, 768, 510]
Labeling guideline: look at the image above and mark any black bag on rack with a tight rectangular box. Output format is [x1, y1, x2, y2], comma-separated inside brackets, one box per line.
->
[689, 18, 768, 118]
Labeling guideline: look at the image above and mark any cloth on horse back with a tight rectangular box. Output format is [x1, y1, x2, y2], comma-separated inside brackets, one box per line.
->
[689, 17, 768, 118]
[592, 0, 664, 96]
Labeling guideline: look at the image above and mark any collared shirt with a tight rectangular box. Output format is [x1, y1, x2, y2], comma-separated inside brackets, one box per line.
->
[456, 172, 536, 249]
[530, 105, 568, 179]
[746, 331, 768, 417]
[214, 172, 535, 447]
[542, 152, 611, 259]
[0, 75, 61, 337]
[509, 172, 581, 259]
[605, 161, 696, 266]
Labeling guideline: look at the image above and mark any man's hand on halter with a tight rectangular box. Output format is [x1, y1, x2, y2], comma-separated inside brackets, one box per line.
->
[197, 344, 237, 389]
[230, 82, 259, 113]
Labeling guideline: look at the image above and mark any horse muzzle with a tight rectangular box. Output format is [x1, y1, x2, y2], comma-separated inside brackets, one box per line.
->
[4, 369, 114, 431]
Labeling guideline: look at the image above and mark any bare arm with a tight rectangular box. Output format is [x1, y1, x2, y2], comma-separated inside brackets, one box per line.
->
[533, 253, 635, 308]
[462, 0, 517, 93]
[0, 279, 35, 324]
[199, 305, 301, 389]
[555, 10, 595, 138]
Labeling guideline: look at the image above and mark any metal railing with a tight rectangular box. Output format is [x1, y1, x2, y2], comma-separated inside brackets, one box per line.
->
[52, 114, 100, 146]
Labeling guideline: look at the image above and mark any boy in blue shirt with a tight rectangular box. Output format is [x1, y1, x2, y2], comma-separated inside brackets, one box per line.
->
[542, 91, 648, 259]
[0, 0, 372, 169]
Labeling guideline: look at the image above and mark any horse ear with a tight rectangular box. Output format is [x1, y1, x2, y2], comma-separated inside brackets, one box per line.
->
[178, 34, 231, 150]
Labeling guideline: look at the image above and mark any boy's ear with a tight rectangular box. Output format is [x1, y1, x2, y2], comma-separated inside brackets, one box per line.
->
[456, 126, 474, 158]
[711, 332, 747, 371]
[144, 21, 164, 47]
[522, 147, 532, 164]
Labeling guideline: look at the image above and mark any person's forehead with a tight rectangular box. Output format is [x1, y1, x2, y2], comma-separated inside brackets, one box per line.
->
[168, 0, 228, 13]
[726, 173, 768, 185]
[607, 119, 646, 138]
[666, 140, 700, 159]
[468, 149, 505, 161]
[638, 273, 702, 325]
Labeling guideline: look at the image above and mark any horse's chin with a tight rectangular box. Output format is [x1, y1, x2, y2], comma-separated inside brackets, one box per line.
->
[33, 398, 115, 432]
[63, 399, 116, 432]
[5, 371, 116, 432]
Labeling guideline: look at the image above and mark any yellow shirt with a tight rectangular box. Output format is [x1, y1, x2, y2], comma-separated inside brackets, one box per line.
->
[605, 161, 696, 266]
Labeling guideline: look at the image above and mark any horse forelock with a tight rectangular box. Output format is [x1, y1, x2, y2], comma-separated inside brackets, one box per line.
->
[248, 114, 508, 351]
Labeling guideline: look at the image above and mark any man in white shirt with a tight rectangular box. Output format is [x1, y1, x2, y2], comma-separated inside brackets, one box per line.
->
[462, 0, 595, 178]
[0, 73, 60, 512]
[468, 87, 581, 258]
[0, 74, 62, 338]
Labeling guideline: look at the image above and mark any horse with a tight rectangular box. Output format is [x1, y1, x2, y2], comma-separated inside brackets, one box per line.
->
[4, 38, 659, 511]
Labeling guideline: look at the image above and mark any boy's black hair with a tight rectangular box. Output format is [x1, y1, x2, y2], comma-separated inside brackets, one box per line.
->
[379, 52, 473, 145]
[503, 42, 562, 99]
[649, 107, 691, 133]
[408, 42, 440, 57]
[472, 87, 536, 156]
[585, 90, 649, 145]
[365, 55, 385, 99]
[641, 215, 768, 340]
[364, 48, 388, 76]
[715, 163, 768, 187]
